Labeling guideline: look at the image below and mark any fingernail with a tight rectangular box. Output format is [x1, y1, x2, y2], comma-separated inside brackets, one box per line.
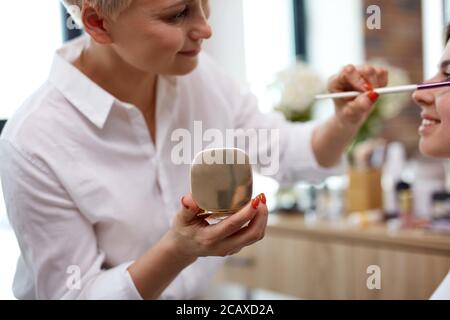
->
[259, 193, 266, 204]
[368, 91, 379, 102]
[252, 197, 260, 209]
[363, 82, 373, 91]
[181, 196, 189, 210]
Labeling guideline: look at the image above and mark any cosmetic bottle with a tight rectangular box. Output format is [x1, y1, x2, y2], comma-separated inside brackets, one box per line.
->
[396, 181, 413, 227]
[411, 158, 446, 220]
[431, 191, 450, 220]
[382, 143, 406, 218]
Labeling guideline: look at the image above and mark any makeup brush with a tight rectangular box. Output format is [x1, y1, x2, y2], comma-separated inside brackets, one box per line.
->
[315, 80, 450, 100]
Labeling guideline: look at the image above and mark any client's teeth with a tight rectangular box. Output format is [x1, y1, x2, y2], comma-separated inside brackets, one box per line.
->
[422, 119, 439, 126]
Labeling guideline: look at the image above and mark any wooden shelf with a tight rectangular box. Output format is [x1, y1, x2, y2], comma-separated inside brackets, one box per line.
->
[267, 213, 450, 255]
[214, 212, 450, 299]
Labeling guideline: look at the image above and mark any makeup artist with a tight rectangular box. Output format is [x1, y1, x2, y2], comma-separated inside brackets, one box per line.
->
[0, 0, 387, 299]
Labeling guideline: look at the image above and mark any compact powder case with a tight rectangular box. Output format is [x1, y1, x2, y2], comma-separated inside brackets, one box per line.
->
[190, 148, 253, 218]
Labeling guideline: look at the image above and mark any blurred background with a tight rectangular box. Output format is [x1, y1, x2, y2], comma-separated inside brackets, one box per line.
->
[1, 0, 450, 300]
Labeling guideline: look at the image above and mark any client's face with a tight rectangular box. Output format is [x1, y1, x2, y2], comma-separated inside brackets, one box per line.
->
[413, 41, 450, 158]
[107, 0, 212, 75]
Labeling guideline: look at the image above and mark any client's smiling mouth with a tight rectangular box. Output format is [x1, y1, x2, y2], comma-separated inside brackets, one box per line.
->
[419, 113, 441, 134]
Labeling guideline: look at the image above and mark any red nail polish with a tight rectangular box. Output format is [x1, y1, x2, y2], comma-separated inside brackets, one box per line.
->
[252, 197, 260, 209]
[368, 91, 379, 102]
[363, 83, 373, 91]
[181, 196, 189, 210]
[259, 193, 266, 204]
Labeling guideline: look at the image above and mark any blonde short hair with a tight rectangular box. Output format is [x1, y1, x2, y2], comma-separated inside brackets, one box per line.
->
[62, 0, 132, 25]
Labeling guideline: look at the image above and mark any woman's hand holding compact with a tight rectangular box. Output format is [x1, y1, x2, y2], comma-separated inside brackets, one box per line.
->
[127, 193, 267, 299]
[167, 193, 268, 259]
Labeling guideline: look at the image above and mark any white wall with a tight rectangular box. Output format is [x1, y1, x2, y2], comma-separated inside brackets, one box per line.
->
[204, 0, 248, 85]
[305, 0, 365, 77]
[305, 0, 365, 118]
[242, 0, 296, 113]
[204, 0, 296, 113]
[0, 1, 61, 119]
[422, 0, 445, 80]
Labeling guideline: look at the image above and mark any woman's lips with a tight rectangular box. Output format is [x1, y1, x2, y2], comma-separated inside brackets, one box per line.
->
[421, 112, 440, 122]
[178, 48, 201, 57]
[419, 115, 441, 135]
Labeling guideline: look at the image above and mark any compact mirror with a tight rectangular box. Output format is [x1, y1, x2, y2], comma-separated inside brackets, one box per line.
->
[190, 148, 253, 218]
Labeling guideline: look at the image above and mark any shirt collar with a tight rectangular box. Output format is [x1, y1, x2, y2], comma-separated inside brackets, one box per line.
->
[48, 35, 116, 129]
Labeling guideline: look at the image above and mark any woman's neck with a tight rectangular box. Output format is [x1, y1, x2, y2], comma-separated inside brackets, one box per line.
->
[73, 40, 158, 143]
[73, 41, 157, 118]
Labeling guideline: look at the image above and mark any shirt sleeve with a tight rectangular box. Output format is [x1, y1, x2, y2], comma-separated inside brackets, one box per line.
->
[0, 141, 143, 300]
[227, 79, 346, 185]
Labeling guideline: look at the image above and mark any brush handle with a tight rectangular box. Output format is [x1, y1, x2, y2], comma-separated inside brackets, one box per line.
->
[418, 80, 450, 90]
[315, 85, 417, 100]
[315, 80, 450, 100]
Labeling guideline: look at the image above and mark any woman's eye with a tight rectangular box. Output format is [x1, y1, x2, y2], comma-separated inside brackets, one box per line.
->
[168, 8, 189, 23]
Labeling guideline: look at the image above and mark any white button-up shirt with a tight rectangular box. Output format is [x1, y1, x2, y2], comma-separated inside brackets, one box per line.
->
[0, 35, 344, 300]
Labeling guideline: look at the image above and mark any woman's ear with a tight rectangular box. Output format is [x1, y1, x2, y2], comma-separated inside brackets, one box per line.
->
[82, 6, 113, 44]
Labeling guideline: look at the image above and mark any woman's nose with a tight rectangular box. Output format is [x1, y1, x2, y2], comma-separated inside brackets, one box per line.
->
[412, 88, 435, 108]
[189, 14, 212, 41]
[412, 77, 438, 108]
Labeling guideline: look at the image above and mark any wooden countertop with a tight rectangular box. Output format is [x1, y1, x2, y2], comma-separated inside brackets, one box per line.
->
[267, 212, 450, 255]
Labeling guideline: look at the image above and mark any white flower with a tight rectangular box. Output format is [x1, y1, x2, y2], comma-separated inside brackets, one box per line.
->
[270, 61, 325, 114]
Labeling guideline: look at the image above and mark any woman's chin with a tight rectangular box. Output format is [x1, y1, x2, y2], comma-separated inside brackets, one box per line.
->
[173, 58, 199, 75]
[419, 138, 450, 159]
